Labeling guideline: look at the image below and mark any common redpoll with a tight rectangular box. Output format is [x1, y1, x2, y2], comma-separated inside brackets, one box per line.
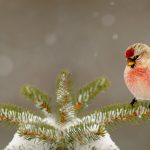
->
[124, 43, 150, 105]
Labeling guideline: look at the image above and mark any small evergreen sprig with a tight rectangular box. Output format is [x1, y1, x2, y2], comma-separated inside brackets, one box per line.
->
[21, 85, 51, 116]
[1, 70, 150, 150]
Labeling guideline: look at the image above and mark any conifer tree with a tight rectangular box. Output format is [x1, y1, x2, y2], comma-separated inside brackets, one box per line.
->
[1, 70, 150, 150]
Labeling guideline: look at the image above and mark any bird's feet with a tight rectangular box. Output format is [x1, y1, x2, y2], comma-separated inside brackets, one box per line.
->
[130, 98, 137, 106]
[130, 98, 150, 109]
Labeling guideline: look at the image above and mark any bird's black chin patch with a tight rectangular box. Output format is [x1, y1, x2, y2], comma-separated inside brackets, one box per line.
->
[130, 64, 135, 68]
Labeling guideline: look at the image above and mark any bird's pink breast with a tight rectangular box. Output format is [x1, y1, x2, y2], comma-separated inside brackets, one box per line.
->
[124, 67, 150, 100]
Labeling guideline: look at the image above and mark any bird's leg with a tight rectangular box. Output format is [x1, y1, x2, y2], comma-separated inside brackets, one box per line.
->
[130, 98, 137, 106]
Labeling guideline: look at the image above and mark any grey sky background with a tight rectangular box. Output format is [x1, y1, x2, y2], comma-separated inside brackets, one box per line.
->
[0, 0, 150, 149]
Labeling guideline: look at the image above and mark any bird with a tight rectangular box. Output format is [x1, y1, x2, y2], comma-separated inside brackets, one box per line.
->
[124, 43, 150, 106]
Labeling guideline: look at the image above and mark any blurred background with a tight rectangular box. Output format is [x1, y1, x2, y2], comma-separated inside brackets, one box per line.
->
[0, 0, 150, 149]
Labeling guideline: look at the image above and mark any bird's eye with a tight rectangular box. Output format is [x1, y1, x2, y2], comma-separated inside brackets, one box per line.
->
[136, 54, 143, 60]
[134, 55, 139, 60]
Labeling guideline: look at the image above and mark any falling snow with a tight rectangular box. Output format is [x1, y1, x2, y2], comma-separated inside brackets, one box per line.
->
[94, 52, 98, 57]
[0, 55, 13, 76]
[101, 14, 115, 27]
[93, 11, 100, 18]
[45, 34, 57, 46]
[112, 34, 118, 40]
[109, 1, 115, 6]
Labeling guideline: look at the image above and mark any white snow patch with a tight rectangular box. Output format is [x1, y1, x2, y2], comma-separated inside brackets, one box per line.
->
[74, 133, 119, 150]
[4, 133, 51, 150]
[4, 116, 119, 150]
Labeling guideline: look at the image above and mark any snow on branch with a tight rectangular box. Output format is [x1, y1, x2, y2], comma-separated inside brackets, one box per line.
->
[81, 102, 150, 127]
[0, 104, 42, 126]
[18, 122, 59, 144]
[2, 70, 150, 150]
[22, 85, 51, 116]
[56, 70, 75, 124]
[75, 77, 110, 111]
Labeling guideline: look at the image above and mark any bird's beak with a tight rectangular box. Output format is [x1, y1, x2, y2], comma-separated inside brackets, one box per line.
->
[127, 58, 135, 67]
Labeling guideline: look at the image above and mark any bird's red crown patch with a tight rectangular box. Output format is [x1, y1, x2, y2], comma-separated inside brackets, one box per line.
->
[125, 48, 135, 58]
